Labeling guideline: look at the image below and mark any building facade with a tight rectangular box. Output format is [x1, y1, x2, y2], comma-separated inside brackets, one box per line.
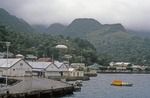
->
[0, 58, 32, 77]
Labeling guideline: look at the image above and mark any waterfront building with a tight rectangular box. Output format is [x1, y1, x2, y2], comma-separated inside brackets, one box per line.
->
[0, 58, 32, 77]
[25, 54, 37, 61]
[68, 68, 84, 77]
[45, 61, 69, 77]
[132, 65, 146, 71]
[109, 62, 130, 70]
[38, 57, 52, 62]
[28, 61, 69, 77]
[70, 63, 86, 69]
[28, 61, 51, 77]
[16, 54, 25, 59]
[88, 63, 102, 70]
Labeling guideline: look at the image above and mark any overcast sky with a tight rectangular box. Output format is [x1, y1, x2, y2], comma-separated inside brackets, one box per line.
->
[0, 0, 150, 31]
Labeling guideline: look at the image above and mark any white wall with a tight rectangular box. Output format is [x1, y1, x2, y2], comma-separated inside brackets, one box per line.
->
[45, 71, 61, 77]
[69, 71, 84, 77]
[2, 60, 32, 77]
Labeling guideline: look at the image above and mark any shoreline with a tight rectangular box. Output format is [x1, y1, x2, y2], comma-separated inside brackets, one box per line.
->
[97, 71, 150, 74]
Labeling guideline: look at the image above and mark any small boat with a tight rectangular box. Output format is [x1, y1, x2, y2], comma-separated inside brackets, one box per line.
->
[111, 80, 133, 86]
[75, 80, 83, 86]
[68, 80, 82, 91]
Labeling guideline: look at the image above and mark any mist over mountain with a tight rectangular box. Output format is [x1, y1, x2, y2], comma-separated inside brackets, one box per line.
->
[32, 25, 47, 33]
[1, 7, 150, 64]
[50, 18, 150, 64]
[128, 29, 150, 38]
[45, 18, 126, 38]
[0, 8, 33, 32]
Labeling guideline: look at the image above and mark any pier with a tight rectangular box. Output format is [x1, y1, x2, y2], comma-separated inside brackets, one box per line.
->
[0, 77, 74, 98]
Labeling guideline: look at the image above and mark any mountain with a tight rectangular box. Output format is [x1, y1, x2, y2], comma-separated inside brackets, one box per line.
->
[1, 10, 150, 65]
[63, 18, 102, 38]
[0, 26, 96, 65]
[46, 23, 67, 35]
[87, 30, 131, 60]
[52, 18, 150, 64]
[0, 8, 33, 32]
[102, 23, 126, 33]
[86, 24, 150, 63]
[128, 29, 150, 38]
[32, 25, 47, 33]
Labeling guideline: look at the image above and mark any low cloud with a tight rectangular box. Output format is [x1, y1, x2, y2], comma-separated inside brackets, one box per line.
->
[0, 0, 150, 31]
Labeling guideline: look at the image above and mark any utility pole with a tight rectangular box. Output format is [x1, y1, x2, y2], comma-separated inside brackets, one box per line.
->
[5, 42, 10, 87]
[0, 42, 11, 88]
[0, 41, 11, 87]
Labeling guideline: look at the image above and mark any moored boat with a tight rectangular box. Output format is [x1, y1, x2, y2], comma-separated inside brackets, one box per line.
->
[75, 80, 83, 86]
[111, 80, 133, 86]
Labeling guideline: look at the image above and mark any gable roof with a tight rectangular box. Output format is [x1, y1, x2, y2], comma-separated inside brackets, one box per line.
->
[45, 61, 68, 72]
[53, 61, 64, 68]
[28, 61, 52, 69]
[0, 58, 22, 68]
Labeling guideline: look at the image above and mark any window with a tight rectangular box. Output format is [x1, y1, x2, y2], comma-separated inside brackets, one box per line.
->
[77, 72, 79, 76]
[20, 63, 23, 66]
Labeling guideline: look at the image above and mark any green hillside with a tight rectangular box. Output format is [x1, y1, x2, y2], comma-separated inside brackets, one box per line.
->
[1, 7, 150, 65]
[56, 18, 150, 65]
[0, 26, 96, 65]
[47, 23, 67, 35]
[86, 27, 150, 64]
[0, 8, 33, 32]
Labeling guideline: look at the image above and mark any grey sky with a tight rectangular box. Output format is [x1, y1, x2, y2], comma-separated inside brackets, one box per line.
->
[0, 0, 150, 31]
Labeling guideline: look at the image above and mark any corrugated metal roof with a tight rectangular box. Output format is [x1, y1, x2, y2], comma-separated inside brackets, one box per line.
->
[28, 62, 52, 69]
[54, 61, 63, 68]
[32, 68, 44, 72]
[0, 58, 21, 68]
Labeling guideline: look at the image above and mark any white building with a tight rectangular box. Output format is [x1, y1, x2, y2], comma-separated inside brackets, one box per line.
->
[71, 63, 86, 69]
[0, 58, 32, 77]
[28, 61, 51, 77]
[132, 65, 146, 71]
[45, 61, 69, 77]
[109, 62, 130, 70]
[16, 54, 24, 59]
[28, 61, 69, 77]
[68, 68, 84, 77]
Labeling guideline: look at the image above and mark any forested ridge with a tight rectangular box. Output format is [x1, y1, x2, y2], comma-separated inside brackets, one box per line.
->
[1, 8, 150, 66]
[0, 26, 97, 65]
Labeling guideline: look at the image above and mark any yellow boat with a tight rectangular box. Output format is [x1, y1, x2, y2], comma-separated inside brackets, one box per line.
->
[111, 80, 133, 86]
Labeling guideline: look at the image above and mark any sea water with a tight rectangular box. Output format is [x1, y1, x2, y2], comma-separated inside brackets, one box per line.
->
[62, 74, 150, 98]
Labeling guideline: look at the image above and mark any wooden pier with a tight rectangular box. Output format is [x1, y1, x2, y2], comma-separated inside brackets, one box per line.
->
[0, 77, 74, 98]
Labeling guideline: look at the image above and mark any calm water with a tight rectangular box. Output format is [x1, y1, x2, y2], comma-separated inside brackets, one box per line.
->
[62, 74, 150, 98]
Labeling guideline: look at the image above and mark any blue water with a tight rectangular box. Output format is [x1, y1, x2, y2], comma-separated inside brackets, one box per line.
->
[62, 74, 150, 98]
